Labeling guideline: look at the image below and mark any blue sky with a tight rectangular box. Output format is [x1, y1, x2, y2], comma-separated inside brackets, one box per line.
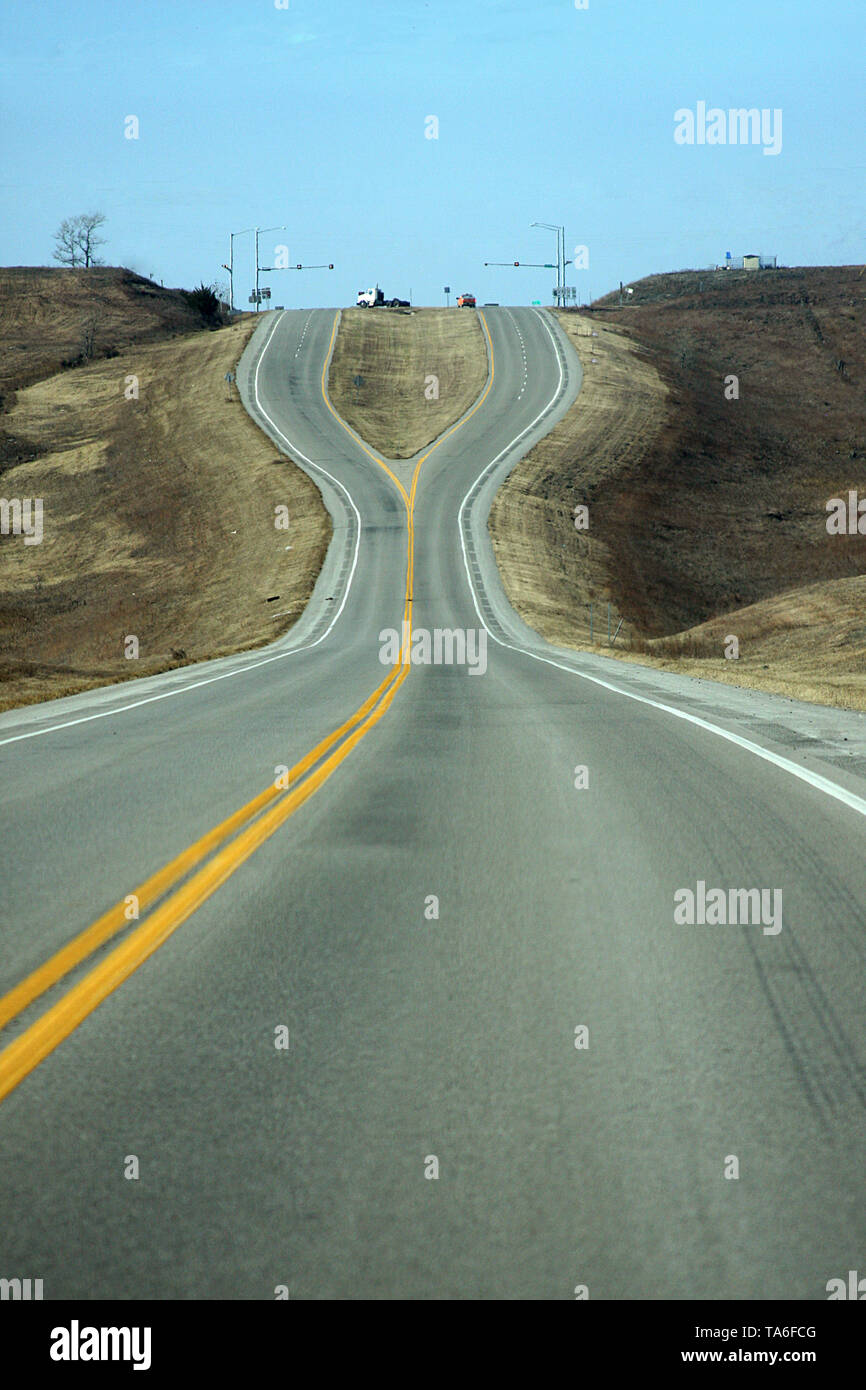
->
[1, 0, 864, 307]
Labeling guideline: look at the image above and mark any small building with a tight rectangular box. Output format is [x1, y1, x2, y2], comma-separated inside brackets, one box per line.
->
[717, 252, 777, 271]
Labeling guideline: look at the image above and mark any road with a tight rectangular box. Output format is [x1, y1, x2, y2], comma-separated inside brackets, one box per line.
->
[1, 307, 865, 1300]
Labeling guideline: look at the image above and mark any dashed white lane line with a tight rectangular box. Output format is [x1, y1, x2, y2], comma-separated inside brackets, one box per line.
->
[504, 309, 530, 402]
[294, 311, 314, 359]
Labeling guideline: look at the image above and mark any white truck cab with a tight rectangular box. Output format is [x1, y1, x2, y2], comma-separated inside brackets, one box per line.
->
[356, 286, 384, 307]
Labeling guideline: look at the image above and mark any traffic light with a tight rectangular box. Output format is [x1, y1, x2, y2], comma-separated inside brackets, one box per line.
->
[514, 261, 520, 266]
[329, 264, 334, 270]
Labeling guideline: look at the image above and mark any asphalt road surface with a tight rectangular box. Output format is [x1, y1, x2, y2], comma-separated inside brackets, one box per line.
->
[1, 307, 865, 1300]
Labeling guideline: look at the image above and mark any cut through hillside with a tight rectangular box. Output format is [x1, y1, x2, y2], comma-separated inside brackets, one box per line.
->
[488, 268, 866, 710]
[0, 314, 329, 710]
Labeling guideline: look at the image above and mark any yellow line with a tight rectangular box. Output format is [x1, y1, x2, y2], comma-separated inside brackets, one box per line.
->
[0, 661, 411, 1105]
[0, 307, 497, 1105]
[0, 661, 402, 1032]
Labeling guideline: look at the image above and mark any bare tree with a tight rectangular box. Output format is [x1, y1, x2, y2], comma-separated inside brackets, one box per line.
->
[78, 212, 106, 267]
[52, 217, 83, 267]
[52, 213, 107, 268]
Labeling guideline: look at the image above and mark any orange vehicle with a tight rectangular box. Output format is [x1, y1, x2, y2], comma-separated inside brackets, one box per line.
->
[457, 292, 476, 308]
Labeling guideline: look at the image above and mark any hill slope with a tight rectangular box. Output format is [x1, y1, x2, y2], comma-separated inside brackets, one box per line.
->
[489, 266, 866, 709]
[588, 265, 866, 634]
[0, 266, 211, 406]
[0, 276, 329, 710]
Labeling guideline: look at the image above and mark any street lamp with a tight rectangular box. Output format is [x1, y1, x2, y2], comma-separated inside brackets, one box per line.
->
[225, 226, 255, 313]
[531, 221, 566, 306]
[255, 225, 287, 311]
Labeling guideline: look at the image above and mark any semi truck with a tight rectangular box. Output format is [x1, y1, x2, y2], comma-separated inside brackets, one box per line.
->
[356, 286, 411, 308]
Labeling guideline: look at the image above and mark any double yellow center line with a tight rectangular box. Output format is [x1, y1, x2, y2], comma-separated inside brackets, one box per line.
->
[0, 310, 494, 1105]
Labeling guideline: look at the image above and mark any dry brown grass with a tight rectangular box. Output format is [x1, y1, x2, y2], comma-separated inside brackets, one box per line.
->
[584, 267, 866, 635]
[613, 576, 866, 708]
[488, 313, 669, 643]
[0, 267, 210, 408]
[0, 321, 330, 710]
[488, 269, 866, 712]
[328, 308, 488, 457]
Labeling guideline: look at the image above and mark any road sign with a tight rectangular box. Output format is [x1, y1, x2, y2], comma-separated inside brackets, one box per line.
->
[532, 300, 541, 306]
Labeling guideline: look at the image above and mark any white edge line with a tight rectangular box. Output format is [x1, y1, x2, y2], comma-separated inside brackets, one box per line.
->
[459, 310, 866, 823]
[0, 312, 362, 749]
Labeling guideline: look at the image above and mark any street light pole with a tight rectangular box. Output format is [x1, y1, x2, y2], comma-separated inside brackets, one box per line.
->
[531, 220, 565, 306]
[227, 226, 255, 313]
[256, 225, 287, 311]
[561, 225, 569, 304]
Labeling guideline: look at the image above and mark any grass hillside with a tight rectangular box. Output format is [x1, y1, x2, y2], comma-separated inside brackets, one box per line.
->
[0, 266, 213, 401]
[489, 266, 866, 710]
[327, 307, 488, 458]
[0, 266, 220, 477]
[0, 271, 329, 710]
[587, 265, 866, 635]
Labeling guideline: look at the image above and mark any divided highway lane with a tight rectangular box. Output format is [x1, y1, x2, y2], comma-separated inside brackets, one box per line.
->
[2, 308, 866, 1300]
[0, 310, 408, 998]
